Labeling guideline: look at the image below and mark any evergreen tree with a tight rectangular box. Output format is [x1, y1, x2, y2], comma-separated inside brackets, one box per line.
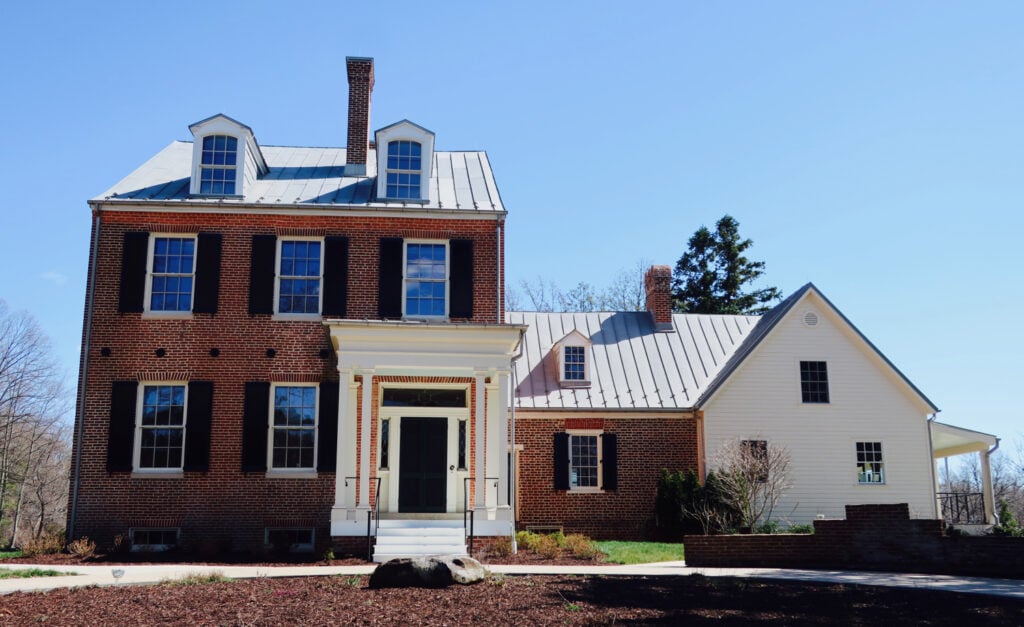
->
[672, 215, 781, 314]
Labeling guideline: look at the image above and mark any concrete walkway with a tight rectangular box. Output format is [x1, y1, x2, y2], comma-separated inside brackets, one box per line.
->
[2, 561, 1023, 599]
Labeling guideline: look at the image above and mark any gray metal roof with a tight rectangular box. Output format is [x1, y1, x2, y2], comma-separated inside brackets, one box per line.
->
[507, 311, 760, 410]
[92, 141, 504, 212]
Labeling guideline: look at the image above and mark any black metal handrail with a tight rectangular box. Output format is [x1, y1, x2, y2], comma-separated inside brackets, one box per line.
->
[369, 476, 382, 561]
[938, 491, 986, 525]
[462, 476, 501, 555]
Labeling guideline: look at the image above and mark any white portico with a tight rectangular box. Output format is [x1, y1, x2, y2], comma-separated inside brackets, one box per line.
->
[326, 320, 524, 538]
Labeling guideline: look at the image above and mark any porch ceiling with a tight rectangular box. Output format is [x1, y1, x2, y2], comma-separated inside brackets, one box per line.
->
[932, 421, 998, 458]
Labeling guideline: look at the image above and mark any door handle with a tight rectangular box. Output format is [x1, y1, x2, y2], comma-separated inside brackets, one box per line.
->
[449, 465, 455, 471]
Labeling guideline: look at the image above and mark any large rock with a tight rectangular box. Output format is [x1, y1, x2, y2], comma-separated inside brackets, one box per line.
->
[369, 556, 489, 589]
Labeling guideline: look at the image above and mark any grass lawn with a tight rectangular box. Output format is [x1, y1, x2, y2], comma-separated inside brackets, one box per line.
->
[0, 550, 24, 560]
[0, 567, 69, 579]
[596, 541, 685, 564]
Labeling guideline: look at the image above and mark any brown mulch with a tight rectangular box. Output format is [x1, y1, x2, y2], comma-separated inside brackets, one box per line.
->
[1, 573, 1022, 625]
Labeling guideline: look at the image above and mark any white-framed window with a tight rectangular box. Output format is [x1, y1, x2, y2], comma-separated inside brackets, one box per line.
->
[265, 528, 315, 553]
[555, 331, 591, 386]
[379, 417, 391, 470]
[568, 430, 601, 491]
[198, 134, 238, 195]
[800, 361, 830, 403]
[130, 527, 179, 552]
[385, 140, 422, 199]
[269, 384, 318, 471]
[275, 238, 323, 316]
[145, 235, 196, 313]
[134, 383, 187, 472]
[403, 240, 448, 318]
[856, 441, 885, 484]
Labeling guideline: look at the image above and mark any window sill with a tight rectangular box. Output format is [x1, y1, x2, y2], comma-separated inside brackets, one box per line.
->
[130, 471, 184, 479]
[266, 470, 318, 479]
[560, 380, 591, 388]
[568, 488, 603, 494]
[381, 197, 429, 205]
[189, 193, 244, 200]
[141, 311, 194, 320]
[272, 313, 323, 322]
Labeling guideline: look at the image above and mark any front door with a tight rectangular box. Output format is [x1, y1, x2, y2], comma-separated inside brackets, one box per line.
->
[398, 417, 447, 513]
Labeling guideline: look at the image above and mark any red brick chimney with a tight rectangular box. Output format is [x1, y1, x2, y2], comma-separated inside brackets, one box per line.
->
[345, 56, 374, 176]
[645, 265, 674, 331]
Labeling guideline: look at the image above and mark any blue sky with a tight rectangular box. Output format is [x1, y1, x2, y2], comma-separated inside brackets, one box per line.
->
[1, 2, 1021, 444]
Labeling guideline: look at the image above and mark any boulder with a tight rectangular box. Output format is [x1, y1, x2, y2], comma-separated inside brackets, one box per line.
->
[369, 555, 489, 589]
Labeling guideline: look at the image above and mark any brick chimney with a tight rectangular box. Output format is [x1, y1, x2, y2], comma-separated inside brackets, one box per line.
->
[645, 265, 674, 332]
[345, 56, 374, 176]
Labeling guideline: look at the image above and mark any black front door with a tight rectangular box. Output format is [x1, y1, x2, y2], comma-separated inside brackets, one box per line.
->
[398, 417, 447, 513]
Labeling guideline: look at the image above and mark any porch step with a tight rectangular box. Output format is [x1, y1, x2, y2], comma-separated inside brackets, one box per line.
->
[372, 519, 468, 563]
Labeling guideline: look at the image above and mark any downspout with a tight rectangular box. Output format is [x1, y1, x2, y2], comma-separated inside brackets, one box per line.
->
[926, 413, 939, 520]
[508, 330, 524, 553]
[496, 221, 502, 324]
[68, 208, 101, 540]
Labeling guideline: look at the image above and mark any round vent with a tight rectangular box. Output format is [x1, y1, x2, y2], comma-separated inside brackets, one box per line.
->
[803, 311, 819, 327]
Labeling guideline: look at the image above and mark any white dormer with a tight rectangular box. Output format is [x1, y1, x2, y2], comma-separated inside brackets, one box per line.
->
[374, 120, 434, 203]
[554, 330, 592, 387]
[188, 114, 268, 198]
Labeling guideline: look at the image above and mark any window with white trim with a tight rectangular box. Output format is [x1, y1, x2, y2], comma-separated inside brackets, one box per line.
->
[564, 346, 586, 381]
[856, 441, 884, 484]
[136, 384, 187, 470]
[404, 241, 448, 318]
[276, 239, 323, 315]
[385, 140, 422, 199]
[555, 331, 591, 386]
[147, 236, 196, 312]
[569, 432, 601, 490]
[270, 385, 318, 470]
[800, 361, 830, 403]
[199, 135, 238, 195]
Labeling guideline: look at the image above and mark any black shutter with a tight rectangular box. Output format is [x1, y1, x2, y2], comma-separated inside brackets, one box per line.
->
[248, 234, 277, 315]
[193, 233, 222, 314]
[601, 433, 618, 491]
[322, 236, 349, 317]
[553, 432, 570, 490]
[118, 232, 148, 313]
[183, 381, 213, 472]
[449, 239, 474, 319]
[378, 237, 403, 318]
[241, 382, 270, 472]
[317, 381, 339, 472]
[107, 381, 138, 472]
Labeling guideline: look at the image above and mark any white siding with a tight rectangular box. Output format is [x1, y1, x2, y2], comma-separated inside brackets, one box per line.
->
[703, 291, 936, 525]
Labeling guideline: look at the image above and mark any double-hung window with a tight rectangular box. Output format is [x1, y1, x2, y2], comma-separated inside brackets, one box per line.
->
[199, 135, 238, 195]
[856, 441, 884, 484]
[569, 432, 600, 491]
[148, 236, 195, 312]
[800, 361, 830, 403]
[385, 140, 422, 199]
[270, 385, 318, 470]
[136, 384, 187, 470]
[564, 346, 586, 381]
[404, 241, 447, 317]
[277, 239, 323, 315]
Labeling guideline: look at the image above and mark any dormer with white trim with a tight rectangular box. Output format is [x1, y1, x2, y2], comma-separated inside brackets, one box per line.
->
[554, 330, 592, 387]
[374, 120, 434, 203]
[188, 114, 268, 198]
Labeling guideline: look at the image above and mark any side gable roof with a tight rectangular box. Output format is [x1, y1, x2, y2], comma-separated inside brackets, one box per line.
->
[695, 283, 939, 413]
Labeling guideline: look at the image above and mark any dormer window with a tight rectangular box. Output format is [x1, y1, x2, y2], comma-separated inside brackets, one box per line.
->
[386, 141, 422, 199]
[199, 135, 238, 195]
[554, 331, 591, 387]
[374, 120, 434, 202]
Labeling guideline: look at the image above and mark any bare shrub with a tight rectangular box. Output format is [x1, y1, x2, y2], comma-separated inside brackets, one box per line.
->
[564, 534, 601, 559]
[709, 438, 792, 531]
[20, 531, 64, 556]
[66, 536, 96, 559]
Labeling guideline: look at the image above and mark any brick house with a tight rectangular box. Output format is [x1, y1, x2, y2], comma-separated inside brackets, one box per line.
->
[69, 58, 523, 559]
[510, 267, 1000, 537]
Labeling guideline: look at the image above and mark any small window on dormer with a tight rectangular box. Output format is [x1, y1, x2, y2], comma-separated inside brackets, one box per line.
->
[564, 346, 586, 381]
[199, 135, 238, 195]
[555, 331, 591, 387]
[386, 141, 422, 199]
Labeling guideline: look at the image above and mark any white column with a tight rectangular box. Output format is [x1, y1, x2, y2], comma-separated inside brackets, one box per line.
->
[474, 371, 486, 509]
[358, 369, 374, 510]
[981, 449, 996, 524]
[333, 367, 355, 512]
[495, 370, 511, 508]
[485, 374, 500, 509]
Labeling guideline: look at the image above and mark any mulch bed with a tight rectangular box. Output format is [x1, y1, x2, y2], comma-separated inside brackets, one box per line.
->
[1, 573, 1022, 625]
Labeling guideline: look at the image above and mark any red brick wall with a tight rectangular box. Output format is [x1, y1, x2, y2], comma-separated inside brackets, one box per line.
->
[684, 503, 1024, 577]
[515, 413, 699, 539]
[70, 209, 504, 551]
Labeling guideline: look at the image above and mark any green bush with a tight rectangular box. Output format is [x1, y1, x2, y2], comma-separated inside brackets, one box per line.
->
[755, 521, 781, 534]
[993, 499, 1023, 537]
[654, 468, 741, 535]
[787, 523, 814, 534]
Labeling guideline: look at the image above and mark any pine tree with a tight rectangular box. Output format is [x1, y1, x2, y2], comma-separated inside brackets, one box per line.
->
[672, 215, 781, 314]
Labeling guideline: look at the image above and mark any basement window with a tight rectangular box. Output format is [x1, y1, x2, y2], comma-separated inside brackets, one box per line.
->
[130, 527, 179, 552]
[265, 528, 315, 553]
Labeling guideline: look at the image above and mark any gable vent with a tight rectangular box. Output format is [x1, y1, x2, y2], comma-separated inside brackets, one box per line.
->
[803, 312, 819, 327]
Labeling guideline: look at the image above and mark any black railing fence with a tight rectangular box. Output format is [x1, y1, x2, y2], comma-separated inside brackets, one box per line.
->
[938, 491, 986, 525]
